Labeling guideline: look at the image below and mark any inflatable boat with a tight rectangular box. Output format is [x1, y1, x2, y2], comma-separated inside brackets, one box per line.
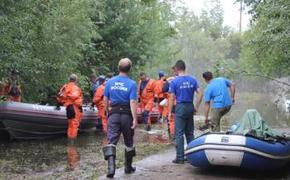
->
[0, 102, 98, 140]
[185, 133, 290, 171]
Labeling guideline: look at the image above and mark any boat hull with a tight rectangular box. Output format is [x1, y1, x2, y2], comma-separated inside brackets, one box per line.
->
[0, 102, 98, 140]
[185, 133, 290, 171]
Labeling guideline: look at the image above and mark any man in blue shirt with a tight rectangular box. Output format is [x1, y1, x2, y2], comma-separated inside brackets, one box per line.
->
[168, 60, 203, 164]
[202, 71, 236, 132]
[103, 58, 138, 178]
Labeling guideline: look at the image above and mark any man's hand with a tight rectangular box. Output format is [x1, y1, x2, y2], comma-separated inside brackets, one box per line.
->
[232, 97, 236, 104]
[131, 119, 137, 129]
[55, 105, 61, 111]
[194, 106, 199, 115]
[205, 118, 209, 125]
[168, 112, 172, 120]
[90, 103, 95, 110]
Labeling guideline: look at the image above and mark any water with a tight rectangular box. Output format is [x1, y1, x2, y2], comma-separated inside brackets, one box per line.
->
[0, 128, 170, 179]
[222, 92, 290, 130]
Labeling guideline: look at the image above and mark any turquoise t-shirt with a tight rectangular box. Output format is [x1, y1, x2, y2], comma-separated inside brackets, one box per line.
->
[204, 77, 232, 108]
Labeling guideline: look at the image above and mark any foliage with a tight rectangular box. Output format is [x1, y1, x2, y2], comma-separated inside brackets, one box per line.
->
[168, 1, 241, 81]
[0, 0, 175, 103]
[239, 0, 290, 77]
[0, 0, 96, 103]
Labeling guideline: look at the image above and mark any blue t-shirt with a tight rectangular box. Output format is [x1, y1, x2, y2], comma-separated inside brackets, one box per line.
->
[104, 75, 137, 105]
[204, 77, 232, 108]
[91, 81, 99, 94]
[169, 75, 199, 103]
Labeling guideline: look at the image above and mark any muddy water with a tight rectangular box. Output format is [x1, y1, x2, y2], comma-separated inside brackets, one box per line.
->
[0, 127, 171, 179]
[221, 92, 290, 130]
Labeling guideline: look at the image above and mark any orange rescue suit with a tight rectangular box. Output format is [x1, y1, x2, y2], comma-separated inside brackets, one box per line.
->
[93, 83, 107, 133]
[164, 76, 176, 137]
[154, 78, 165, 117]
[57, 82, 83, 139]
[138, 79, 155, 125]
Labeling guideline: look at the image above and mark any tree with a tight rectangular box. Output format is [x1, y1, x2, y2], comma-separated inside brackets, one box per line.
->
[240, 0, 290, 77]
[0, 0, 96, 103]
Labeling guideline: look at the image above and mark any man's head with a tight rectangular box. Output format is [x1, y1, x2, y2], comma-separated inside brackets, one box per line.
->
[139, 72, 147, 81]
[202, 71, 213, 83]
[69, 74, 77, 82]
[106, 72, 113, 80]
[118, 58, 132, 73]
[174, 60, 186, 74]
[171, 66, 178, 76]
[158, 71, 165, 79]
[90, 74, 97, 82]
[98, 75, 106, 85]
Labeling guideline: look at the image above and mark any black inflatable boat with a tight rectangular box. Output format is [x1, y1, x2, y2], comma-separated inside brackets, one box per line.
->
[0, 102, 98, 140]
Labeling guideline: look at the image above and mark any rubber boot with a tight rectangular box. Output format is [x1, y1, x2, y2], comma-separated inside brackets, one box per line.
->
[124, 147, 136, 174]
[103, 145, 116, 178]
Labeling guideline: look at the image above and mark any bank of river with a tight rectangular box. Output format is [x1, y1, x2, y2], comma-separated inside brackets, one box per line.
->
[0, 125, 171, 179]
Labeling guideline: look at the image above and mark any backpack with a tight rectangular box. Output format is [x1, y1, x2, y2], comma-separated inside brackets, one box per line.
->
[162, 80, 169, 93]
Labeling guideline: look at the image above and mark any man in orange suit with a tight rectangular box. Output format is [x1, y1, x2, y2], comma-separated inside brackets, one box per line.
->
[154, 71, 166, 122]
[138, 72, 155, 131]
[57, 74, 83, 140]
[93, 75, 107, 133]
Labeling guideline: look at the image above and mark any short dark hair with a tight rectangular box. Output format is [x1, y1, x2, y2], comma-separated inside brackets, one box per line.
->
[139, 72, 146, 77]
[119, 64, 131, 73]
[202, 71, 213, 81]
[175, 60, 186, 71]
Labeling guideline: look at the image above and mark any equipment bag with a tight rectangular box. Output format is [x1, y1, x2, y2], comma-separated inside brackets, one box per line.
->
[162, 81, 169, 93]
[66, 104, 76, 119]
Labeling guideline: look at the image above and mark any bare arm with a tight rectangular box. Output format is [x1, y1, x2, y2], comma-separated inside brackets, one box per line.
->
[168, 93, 175, 117]
[130, 99, 138, 129]
[195, 87, 203, 113]
[104, 96, 109, 115]
[230, 83, 236, 103]
[204, 101, 210, 124]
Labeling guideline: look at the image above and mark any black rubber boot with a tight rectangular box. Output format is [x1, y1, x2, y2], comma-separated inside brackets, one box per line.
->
[124, 147, 136, 174]
[103, 145, 116, 178]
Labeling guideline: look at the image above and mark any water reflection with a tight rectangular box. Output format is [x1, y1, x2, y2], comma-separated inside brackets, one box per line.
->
[67, 144, 80, 169]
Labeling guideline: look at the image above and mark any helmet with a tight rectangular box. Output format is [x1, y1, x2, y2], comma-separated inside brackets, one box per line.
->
[158, 71, 165, 78]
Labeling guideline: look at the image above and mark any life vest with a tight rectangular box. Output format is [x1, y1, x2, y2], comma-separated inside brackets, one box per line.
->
[57, 82, 83, 107]
[138, 79, 155, 101]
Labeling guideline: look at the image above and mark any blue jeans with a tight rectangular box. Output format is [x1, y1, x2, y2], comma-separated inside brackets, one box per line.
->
[175, 103, 194, 160]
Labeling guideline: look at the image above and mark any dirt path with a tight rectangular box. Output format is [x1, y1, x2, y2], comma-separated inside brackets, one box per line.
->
[98, 147, 290, 180]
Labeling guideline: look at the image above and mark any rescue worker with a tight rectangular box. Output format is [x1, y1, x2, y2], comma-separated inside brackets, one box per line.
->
[168, 60, 203, 164]
[0, 79, 6, 100]
[90, 74, 99, 97]
[202, 71, 236, 132]
[154, 71, 166, 122]
[6, 70, 22, 102]
[92, 75, 107, 133]
[103, 58, 138, 178]
[163, 66, 178, 138]
[138, 72, 155, 131]
[57, 74, 83, 141]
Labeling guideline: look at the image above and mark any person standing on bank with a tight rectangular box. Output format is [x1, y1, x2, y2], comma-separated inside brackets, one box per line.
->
[102, 58, 138, 178]
[202, 71, 236, 132]
[168, 60, 203, 164]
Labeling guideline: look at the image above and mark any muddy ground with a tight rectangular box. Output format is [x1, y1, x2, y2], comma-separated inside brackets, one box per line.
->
[99, 147, 290, 180]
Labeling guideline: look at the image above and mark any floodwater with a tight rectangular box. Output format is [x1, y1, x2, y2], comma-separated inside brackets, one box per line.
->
[0, 92, 290, 179]
[0, 127, 171, 179]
